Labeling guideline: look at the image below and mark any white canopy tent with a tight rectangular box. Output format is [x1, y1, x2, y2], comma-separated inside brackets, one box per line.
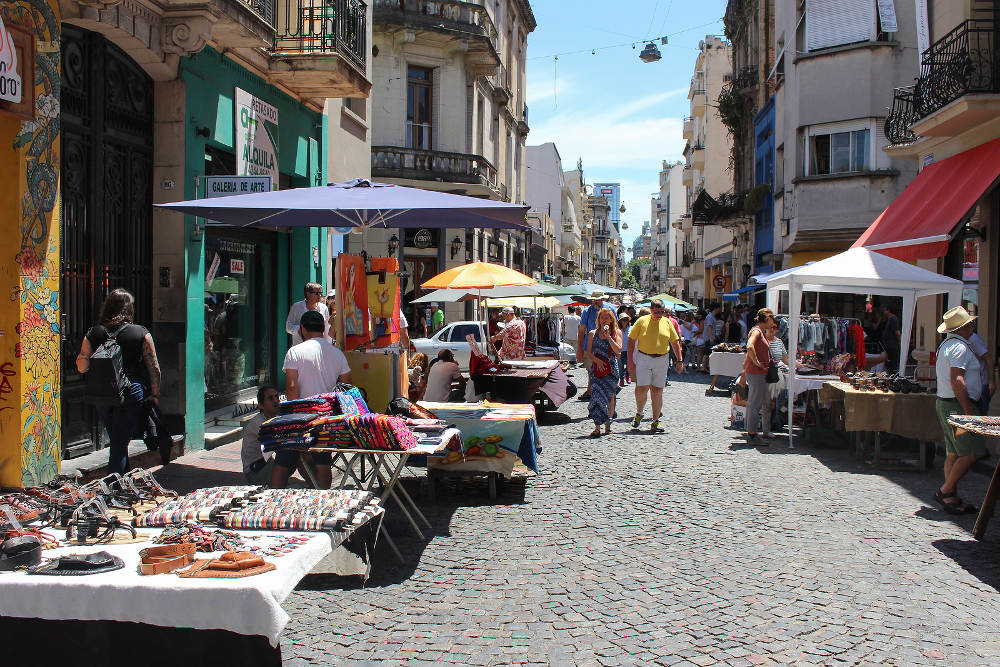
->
[764, 247, 963, 446]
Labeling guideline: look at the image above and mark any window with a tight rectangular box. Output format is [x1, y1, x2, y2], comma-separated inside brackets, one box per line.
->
[809, 129, 870, 174]
[406, 66, 433, 149]
[450, 324, 483, 342]
[344, 97, 366, 120]
[805, 0, 875, 51]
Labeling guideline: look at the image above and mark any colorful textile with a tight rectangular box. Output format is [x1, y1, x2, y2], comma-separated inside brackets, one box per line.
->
[499, 317, 527, 360]
[279, 397, 333, 415]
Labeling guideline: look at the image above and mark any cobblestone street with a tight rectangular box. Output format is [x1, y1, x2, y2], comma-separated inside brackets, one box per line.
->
[283, 368, 1000, 666]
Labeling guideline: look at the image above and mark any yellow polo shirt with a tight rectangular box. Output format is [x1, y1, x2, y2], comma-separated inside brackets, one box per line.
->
[628, 315, 679, 355]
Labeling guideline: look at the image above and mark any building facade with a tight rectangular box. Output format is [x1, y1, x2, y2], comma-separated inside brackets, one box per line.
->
[771, 0, 919, 268]
[526, 142, 579, 281]
[680, 36, 733, 304]
[366, 0, 535, 325]
[874, 0, 999, 399]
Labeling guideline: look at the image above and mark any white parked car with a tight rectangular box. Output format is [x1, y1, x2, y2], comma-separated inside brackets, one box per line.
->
[410, 320, 574, 371]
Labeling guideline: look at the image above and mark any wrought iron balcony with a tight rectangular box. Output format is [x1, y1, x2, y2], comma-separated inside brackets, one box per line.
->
[594, 227, 611, 239]
[913, 19, 998, 118]
[885, 85, 919, 145]
[682, 116, 693, 139]
[374, 0, 499, 66]
[489, 63, 511, 105]
[274, 0, 367, 71]
[240, 0, 276, 27]
[735, 65, 758, 93]
[371, 146, 500, 196]
[516, 102, 529, 135]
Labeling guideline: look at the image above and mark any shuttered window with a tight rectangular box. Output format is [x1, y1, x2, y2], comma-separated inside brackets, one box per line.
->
[806, 0, 875, 51]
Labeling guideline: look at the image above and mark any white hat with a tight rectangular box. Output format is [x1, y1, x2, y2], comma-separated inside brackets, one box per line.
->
[938, 306, 977, 333]
[327, 289, 336, 298]
[501, 306, 515, 314]
[590, 290, 606, 300]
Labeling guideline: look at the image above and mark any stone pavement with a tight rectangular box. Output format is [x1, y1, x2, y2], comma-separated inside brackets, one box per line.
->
[273, 367, 1000, 666]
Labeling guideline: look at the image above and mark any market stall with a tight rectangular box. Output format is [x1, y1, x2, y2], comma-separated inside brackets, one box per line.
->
[418, 401, 540, 499]
[820, 380, 940, 470]
[0, 481, 382, 666]
[765, 247, 962, 447]
[946, 415, 1000, 539]
[707, 348, 745, 392]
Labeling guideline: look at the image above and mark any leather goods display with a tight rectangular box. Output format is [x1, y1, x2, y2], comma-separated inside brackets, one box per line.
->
[179, 551, 276, 578]
[139, 543, 198, 575]
[0, 534, 42, 570]
[28, 551, 125, 576]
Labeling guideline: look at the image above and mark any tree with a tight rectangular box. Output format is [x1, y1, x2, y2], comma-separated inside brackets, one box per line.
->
[619, 270, 638, 290]
[626, 257, 651, 284]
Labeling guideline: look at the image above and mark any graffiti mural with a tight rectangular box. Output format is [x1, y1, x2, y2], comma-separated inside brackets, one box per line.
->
[2, 0, 60, 486]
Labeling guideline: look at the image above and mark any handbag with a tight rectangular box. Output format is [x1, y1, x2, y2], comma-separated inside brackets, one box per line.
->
[766, 362, 779, 384]
[589, 331, 613, 378]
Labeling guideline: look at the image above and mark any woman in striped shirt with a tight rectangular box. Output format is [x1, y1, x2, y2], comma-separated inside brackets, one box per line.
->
[762, 322, 788, 439]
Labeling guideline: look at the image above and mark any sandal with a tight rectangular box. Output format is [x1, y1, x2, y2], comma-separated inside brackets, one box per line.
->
[589, 428, 602, 438]
[935, 490, 966, 515]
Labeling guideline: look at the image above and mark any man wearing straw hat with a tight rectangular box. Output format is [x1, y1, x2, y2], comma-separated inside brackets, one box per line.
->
[933, 306, 986, 515]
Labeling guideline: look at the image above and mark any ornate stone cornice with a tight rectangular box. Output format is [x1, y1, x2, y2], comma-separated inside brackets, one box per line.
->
[162, 15, 215, 56]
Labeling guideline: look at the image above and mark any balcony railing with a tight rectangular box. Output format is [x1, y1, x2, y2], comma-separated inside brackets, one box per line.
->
[371, 146, 499, 194]
[374, 0, 498, 53]
[885, 85, 919, 145]
[274, 0, 368, 71]
[490, 63, 511, 104]
[240, 0, 276, 27]
[735, 65, 758, 93]
[913, 19, 998, 118]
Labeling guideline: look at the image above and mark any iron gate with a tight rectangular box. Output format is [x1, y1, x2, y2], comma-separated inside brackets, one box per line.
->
[59, 25, 154, 457]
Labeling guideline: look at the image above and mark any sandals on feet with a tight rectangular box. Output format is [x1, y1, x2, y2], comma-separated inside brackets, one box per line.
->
[935, 490, 977, 515]
[589, 428, 602, 438]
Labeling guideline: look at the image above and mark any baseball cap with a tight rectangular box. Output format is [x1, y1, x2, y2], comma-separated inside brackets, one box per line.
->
[300, 310, 326, 333]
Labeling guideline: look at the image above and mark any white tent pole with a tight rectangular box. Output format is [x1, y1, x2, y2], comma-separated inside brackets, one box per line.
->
[899, 290, 916, 376]
[788, 278, 800, 449]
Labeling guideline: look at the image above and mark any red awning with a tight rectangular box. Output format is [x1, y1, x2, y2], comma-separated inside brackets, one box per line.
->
[853, 136, 1000, 261]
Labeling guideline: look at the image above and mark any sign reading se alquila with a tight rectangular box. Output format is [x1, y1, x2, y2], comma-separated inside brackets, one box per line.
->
[235, 87, 278, 182]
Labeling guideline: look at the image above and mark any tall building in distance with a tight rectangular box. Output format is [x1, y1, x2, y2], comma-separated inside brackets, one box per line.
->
[632, 222, 653, 260]
[593, 183, 622, 231]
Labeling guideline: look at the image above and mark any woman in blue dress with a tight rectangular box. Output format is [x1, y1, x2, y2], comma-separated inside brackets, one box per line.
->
[585, 308, 622, 437]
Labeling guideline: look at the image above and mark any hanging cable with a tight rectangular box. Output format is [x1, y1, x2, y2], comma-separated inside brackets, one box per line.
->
[528, 18, 723, 61]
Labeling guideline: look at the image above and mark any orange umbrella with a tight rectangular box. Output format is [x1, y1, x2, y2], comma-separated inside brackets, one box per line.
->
[421, 262, 536, 289]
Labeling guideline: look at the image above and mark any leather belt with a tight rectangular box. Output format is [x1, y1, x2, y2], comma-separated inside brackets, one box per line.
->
[638, 350, 667, 357]
[139, 543, 198, 575]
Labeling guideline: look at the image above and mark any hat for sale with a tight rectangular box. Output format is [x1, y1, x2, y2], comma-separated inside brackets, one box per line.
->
[300, 310, 326, 333]
[937, 306, 977, 334]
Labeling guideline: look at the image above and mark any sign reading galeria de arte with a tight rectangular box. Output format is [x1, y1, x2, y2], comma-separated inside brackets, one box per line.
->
[235, 87, 279, 182]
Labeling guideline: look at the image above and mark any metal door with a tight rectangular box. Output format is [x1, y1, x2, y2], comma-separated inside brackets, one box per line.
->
[59, 25, 154, 457]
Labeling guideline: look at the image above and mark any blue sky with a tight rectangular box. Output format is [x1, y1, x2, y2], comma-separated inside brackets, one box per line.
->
[525, 0, 727, 253]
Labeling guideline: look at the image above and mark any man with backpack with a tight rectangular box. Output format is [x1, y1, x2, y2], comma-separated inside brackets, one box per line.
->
[76, 288, 162, 475]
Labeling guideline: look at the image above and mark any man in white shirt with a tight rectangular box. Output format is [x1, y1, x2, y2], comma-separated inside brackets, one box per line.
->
[562, 307, 582, 365]
[423, 349, 466, 402]
[271, 310, 352, 489]
[285, 282, 330, 346]
[933, 306, 986, 515]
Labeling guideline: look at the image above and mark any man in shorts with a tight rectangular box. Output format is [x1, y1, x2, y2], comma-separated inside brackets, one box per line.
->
[934, 306, 986, 515]
[628, 299, 684, 433]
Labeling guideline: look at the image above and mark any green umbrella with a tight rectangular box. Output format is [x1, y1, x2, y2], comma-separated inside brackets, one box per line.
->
[642, 293, 696, 309]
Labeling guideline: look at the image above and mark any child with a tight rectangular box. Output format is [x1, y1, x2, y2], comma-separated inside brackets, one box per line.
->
[618, 314, 632, 386]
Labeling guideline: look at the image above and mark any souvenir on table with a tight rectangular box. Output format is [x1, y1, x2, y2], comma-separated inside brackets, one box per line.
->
[337, 254, 370, 351]
[368, 257, 401, 347]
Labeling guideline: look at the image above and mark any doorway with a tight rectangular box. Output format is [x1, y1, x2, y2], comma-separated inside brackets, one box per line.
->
[402, 256, 438, 337]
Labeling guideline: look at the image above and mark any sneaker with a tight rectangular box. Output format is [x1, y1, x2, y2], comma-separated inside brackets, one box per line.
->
[650, 420, 665, 433]
[632, 414, 642, 429]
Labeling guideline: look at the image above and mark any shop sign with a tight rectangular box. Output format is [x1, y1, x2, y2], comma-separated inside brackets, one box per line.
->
[230, 258, 245, 275]
[414, 229, 433, 249]
[0, 15, 22, 104]
[204, 175, 272, 198]
[235, 88, 279, 183]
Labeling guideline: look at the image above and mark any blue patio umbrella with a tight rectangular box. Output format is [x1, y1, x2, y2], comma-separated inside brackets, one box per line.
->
[155, 178, 530, 251]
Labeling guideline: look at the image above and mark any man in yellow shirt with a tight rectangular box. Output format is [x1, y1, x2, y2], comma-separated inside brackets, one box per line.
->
[628, 299, 684, 433]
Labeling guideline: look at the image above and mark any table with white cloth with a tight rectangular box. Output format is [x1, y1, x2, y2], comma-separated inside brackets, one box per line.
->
[707, 351, 745, 392]
[0, 510, 383, 666]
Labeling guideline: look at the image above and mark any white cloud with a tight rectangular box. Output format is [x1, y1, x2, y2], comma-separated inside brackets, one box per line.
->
[526, 72, 573, 105]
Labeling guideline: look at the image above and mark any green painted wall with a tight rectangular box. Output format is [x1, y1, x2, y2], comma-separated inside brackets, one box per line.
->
[179, 47, 326, 449]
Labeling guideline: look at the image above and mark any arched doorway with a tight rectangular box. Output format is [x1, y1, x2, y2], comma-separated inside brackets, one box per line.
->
[60, 25, 154, 457]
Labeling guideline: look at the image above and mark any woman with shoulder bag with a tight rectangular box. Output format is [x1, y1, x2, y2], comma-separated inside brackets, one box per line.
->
[742, 308, 776, 445]
[76, 288, 162, 475]
[585, 308, 622, 437]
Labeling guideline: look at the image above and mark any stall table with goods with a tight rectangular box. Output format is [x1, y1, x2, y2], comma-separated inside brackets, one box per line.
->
[418, 401, 540, 499]
[947, 415, 1000, 540]
[470, 356, 572, 412]
[819, 375, 939, 470]
[707, 344, 746, 393]
[256, 388, 461, 561]
[0, 476, 382, 667]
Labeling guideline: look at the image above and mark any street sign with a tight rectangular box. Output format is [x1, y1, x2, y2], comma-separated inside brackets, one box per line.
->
[712, 274, 727, 290]
[203, 175, 272, 198]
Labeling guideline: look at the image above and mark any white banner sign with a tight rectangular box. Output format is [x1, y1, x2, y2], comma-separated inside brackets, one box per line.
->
[914, 0, 930, 68]
[0, 14, 22, 104]
[235, 88, 279, 182]
[203, 175, 272, 198]
[877, 0, 898, 33]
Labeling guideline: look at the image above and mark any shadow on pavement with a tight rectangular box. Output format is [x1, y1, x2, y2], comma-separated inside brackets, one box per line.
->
[152, 463, 250, 495]
[932, 538, 1000, 592]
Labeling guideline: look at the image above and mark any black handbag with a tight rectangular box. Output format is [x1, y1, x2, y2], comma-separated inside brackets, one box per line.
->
[766, 363, 780, 384]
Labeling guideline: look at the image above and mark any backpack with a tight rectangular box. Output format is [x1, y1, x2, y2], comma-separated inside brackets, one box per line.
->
[85, 325, 131, 406]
